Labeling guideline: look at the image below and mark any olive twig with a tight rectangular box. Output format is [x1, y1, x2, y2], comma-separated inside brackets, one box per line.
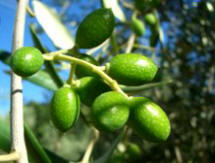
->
[43, 53, 128, 97]
[81, 128, 100, 163]
[26, 5, 35, 17]
[43, 46, 78, 56]
[133, 44, 156, 51]
[125, 34, 136, 53]
[0, 151, 19, 162]
[67, 63, 77, 85]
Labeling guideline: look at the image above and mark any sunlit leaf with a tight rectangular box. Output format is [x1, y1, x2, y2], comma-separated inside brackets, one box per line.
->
[32, 0, 74, 49]
[102, 0, 126, 22]
[26, 70, 58, 91]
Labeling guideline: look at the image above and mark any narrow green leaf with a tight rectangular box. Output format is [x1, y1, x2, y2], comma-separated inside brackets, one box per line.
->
[29, 24, 48, 53]
[0, 50, 11, 65]
[25, 71, 58, 91]
[24, 124, 52, 163]
[29, 24, 64, 88]
[0, 119, 10, 152]
[121, 80, 173, 93]
[94, 131, 123, 163]
[0, 120, 69, 163]
[32, 0, 74, 49]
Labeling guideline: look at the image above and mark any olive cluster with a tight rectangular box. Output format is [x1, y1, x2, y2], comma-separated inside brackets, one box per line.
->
[10, 7, 170, 143]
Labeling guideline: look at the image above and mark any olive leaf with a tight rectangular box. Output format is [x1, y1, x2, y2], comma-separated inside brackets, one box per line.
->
[29, 24, 64, 88]
[121, 80, 173, 93]
[0, 119, 10, 152]
[102, 0, 126, 22]
[26, 71, 58, 91]
[32, 0, 74, 49]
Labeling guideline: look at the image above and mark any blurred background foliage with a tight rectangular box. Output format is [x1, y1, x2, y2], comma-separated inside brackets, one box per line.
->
[1, 0, 215, 162]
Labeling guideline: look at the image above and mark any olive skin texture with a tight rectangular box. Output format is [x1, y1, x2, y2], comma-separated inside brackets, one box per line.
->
[50, 86, 80, 132]
[75, 54, 99, 78]
[131, 16, 145, 36]
[75, 76, 111, 106]
[75, 8, 115, 49]
[91, 91, 129, 132]
[129, 97, 171, 142]
[108, 53, 158, 85]
[10, 47, 43, 77]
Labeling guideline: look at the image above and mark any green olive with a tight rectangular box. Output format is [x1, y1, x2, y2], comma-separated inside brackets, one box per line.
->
[10, 47, 43, 77]
[91, 91, 129, 132]
[75, 8, 115, 49]
[107, 53, 158, 85]
[75, 54, 99, 78]
[126, 143, 142, 161]
[145, 13, 158, 26]
[50, 86, 80, 132]
[75, 76, 111, 106]
[131, 16, 145, 36]
[129, 97, 171, 142]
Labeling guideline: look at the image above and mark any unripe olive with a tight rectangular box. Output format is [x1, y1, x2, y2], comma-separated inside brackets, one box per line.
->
[131, 16, 145, 36]
[75, 8, 115, 49]
[126, 143, 142, 161]
[145, 13, 158, 26]
[50, 86, 80, 132]
[10, 47, 43, 77]
[107, 53, 158, 85]
[75, 54, 99, 78]
[75, 76, 111, 106]
[91, 91, 129, 132]
[129, 97, 171, 142]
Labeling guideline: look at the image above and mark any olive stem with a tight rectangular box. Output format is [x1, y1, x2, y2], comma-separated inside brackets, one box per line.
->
[10, 0, 29, 162]
[43, 53, 128, 97]
[133, 44, 156, 51]
[121, 80, 173, 93]
[26, 5, 35, 17]
[0, 151, 20, 162]
[125, 34, 136, 53]
[81, 128, 100, 163]
[43, 46, 77, 56]
[67, 63, 76, 85]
